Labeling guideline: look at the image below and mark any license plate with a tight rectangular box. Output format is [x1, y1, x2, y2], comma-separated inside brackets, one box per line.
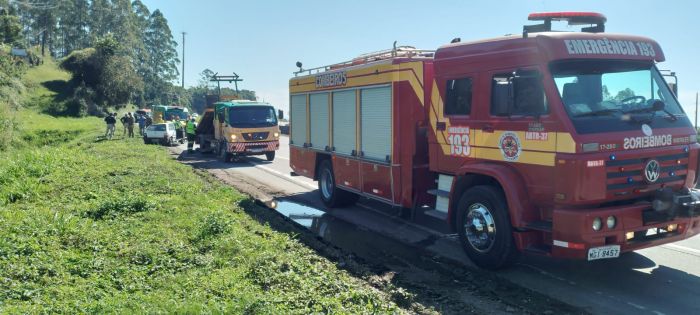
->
[248, 148, 264, 153]
[587, 245, 620, 261]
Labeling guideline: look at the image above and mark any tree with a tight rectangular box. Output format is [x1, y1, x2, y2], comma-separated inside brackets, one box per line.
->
[143, 9, 179, 103]
[88, 0, 113, 40]
[0, 8, 21, 45]
[56, 0, 90, 56]
[614, 88, 636, 102]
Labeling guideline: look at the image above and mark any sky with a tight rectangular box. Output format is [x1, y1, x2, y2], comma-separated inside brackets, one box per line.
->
[143, 0, 700, 118]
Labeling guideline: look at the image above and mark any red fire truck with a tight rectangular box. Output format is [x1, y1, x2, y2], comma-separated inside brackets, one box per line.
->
[288, 12, 700, 269]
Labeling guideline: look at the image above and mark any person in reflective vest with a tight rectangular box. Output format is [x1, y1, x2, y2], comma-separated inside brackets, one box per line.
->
[186, 118, 197, 153]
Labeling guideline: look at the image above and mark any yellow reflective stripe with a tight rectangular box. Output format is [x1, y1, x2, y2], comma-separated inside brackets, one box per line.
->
[555, 132, 576, 153]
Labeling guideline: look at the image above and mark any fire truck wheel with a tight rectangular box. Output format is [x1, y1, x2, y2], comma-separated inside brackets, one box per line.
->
[318, 160, 357, 208]
[456, 185, 519, 270]
[265, 152, 275, 161]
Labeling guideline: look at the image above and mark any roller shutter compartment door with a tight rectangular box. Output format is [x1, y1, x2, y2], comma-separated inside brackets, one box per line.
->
[332, 90, 356, 155]
[309, 93, 329, 150]
[290, 94, 307, 146]
[361, 86, 392, 161]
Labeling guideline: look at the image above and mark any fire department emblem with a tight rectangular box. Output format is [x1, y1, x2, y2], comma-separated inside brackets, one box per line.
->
[644, 159, 660, 183]
[499, 131, 522, 162]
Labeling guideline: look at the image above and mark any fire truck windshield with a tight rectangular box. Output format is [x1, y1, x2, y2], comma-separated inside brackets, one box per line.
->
[228, 106, 278, 128]
[551, 60, 690, 134]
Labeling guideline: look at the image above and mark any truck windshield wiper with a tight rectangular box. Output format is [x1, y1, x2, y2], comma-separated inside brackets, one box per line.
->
[623, 101, 678, 122]
[573, 108, 620, 118]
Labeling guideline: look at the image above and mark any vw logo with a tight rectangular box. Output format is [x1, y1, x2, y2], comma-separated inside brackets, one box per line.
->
[644, 159, 660, 183]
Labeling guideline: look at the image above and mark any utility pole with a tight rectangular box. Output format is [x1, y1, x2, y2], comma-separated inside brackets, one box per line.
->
[181, 31, 186, 89]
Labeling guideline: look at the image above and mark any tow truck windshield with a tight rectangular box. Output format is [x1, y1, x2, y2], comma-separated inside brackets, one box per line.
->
[551, 60, 691, 134]
[229, 106, 278, 128]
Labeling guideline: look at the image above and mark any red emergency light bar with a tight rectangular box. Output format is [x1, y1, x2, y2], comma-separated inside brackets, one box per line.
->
[524, 11, 606, 36]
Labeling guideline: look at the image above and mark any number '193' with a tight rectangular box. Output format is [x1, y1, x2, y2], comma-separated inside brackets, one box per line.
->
[448, 134, 470, 157]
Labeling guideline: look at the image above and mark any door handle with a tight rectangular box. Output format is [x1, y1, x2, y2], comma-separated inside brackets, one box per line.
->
[482, 124, 495, 133]
[436, 122, 446, 131]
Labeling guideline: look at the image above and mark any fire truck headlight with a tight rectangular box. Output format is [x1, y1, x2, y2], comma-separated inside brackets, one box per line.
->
[592, 217, 603, 231]
[230, 134, 237, 141]
[606, 216, 617, 229]
[273, 132, 279, 138]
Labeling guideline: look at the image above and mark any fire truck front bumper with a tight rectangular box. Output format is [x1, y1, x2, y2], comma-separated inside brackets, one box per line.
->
[227, 140, 279, 155]
[550, 189, 700, 260]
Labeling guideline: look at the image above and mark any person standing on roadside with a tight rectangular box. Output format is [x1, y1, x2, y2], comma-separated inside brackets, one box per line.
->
[137, 114, 147, 136]
[120, 113, 128, 137]
[104, 113, 116, 140]
[127, 112, 135, 138]
[185, 117, 197, 153]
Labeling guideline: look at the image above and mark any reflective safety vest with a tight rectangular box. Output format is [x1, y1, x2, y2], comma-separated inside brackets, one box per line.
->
[186, 121, 196, 134]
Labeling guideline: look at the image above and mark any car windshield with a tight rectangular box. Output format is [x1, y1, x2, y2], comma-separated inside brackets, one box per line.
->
[149, 124, 166, 131]
[551, 60, 691, 134]
[228, 106, 278, 128]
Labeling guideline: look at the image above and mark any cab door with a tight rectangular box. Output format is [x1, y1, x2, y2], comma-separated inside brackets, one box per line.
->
[434, 73, 478, 172]
[479, 66, 560, 201]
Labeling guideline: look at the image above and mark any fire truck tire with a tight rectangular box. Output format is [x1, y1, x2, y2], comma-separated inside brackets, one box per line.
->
[318, 160, 357, 208]
[456, 185, 519, 270]
[265, 152, 275, 161]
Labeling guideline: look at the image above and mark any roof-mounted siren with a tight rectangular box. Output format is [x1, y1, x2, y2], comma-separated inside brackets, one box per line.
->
[523, 12, 607, 37]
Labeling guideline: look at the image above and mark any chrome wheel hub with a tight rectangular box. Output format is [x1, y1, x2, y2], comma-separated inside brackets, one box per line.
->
[464, 203, 496, 253]
[320, 168, 333, 199]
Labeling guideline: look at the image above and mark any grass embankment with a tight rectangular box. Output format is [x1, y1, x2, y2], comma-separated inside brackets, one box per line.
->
[0, 61, 403, 313]
[0, 137, 399, 313]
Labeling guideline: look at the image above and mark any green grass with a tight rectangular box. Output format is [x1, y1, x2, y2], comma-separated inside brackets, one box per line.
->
[0, 134, 401, 313]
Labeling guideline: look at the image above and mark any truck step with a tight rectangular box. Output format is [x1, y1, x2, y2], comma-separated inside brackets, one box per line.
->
[526, 220, 553, 232]
[524, 244, 552, 256]
[426, 189, 450, 198]
[423, 209, 448, 220]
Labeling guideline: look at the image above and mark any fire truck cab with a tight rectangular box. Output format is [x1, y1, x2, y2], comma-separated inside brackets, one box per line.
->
[289, 12, 700, 269]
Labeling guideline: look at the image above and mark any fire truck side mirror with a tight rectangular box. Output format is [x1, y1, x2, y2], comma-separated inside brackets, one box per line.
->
[217, 112, 225, 123]
[278, 109, 284, 120]
[668, 83, 678, 96]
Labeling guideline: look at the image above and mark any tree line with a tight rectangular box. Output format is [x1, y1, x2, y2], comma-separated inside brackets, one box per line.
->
[0, 0, 182, 115]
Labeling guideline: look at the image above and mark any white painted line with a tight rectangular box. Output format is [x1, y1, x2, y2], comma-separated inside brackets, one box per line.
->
[626, 302, 647, 310]
[247, 161, 317, 190]
[276, 156, 290, 160]
[661, 243, 700, 257]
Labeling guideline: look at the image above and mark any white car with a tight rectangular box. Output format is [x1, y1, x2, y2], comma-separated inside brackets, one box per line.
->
[143, 123, 181, 146]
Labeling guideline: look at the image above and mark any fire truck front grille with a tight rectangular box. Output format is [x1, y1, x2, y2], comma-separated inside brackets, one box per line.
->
[242, 132, 269, 141]
[605, 153, 689, 191]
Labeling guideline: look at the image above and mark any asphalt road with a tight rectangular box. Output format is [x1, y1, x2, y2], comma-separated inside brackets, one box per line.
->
[173, 136, 700, 315]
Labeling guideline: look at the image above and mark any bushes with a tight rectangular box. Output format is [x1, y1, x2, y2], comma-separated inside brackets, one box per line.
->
[60, 36, 143, 115]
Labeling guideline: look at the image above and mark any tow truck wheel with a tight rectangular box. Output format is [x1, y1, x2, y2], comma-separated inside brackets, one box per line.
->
[456, 185, 518, 270]
[318, 159, 358, 208]
[219, 142, 231, 163]
[265, 152, 275, 161]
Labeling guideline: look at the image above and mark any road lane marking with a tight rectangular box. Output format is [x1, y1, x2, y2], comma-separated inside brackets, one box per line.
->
[660, 243, 700, 257]
[247, 160, 317, 190]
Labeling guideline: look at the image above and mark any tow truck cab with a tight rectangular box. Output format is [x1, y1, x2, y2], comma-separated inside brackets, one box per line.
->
[212, 100, 281, 162]
[290, 12, 700, 269]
